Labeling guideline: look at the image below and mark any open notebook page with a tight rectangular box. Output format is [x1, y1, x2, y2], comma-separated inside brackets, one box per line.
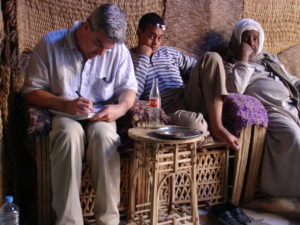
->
[49, 103, 105, 120]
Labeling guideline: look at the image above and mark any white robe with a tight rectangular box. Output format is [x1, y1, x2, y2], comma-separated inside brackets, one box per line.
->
[225, 54, 300, 197]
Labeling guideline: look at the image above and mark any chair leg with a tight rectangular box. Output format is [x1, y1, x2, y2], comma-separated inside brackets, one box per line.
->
[231, 126, 252, 205]
[36, 135, 54, 225]
[242, 126, 266, 202]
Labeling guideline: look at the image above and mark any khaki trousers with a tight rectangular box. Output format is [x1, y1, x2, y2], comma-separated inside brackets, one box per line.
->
[49, 116, 121, 225]
[184, 51, 228, 115]
[171, 52, 228, 135]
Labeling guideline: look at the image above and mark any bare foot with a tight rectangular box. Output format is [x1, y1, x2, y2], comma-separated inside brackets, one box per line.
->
[207, 97, 240, 150]
[210, 125, 240, 150]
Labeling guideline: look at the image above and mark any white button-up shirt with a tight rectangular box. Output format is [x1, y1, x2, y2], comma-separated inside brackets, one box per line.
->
[22, 21, 138, 104]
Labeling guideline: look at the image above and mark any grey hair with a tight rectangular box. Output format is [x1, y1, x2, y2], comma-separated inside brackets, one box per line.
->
[88, 4, 127, 43]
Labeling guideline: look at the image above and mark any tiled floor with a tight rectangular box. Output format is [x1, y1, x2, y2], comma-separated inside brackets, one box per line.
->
[242, 197, 300, 225]
[198, 197, 300, 225]
[117, 197, 300, 225]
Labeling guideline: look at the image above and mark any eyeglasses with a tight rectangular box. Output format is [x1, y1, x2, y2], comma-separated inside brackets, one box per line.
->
[156, 23, 167, 30]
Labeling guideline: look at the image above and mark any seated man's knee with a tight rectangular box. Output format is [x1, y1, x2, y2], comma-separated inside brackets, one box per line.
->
[49, 118, 85, 159]
[88, 121, 120, 143]
[50, 117, 85, 141]
[172, 110, 209, 136]
[203, 51, 222, 63]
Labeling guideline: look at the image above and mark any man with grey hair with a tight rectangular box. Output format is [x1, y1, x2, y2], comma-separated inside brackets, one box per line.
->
[22, 4, 137, 225]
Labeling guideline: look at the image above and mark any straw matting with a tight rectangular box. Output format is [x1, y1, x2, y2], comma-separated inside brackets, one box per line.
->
[164, 0, 243, 57]
[0, 65, 10, 125]
[16, 0, 165, 55]
[0, 5, 7, 203]
[278, 44, 300, 78]
[243, 0, 300, 54]
[0, 2, 3, 54]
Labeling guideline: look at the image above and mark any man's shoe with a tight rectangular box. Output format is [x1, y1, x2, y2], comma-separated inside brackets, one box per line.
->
[224, 202, 252, 225]
[208, 204, 242, 225]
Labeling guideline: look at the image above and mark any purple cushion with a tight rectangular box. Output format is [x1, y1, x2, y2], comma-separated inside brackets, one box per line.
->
[223, 93, 268, 136]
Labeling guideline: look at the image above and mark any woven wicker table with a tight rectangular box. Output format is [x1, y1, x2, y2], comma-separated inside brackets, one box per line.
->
[128, 127, 205, 225]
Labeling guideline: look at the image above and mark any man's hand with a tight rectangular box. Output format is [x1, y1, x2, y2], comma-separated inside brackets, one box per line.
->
[240, 42, 255, 62]
[135, 44, 153, 56]
[65, 97, 93, 115]
[23, 89, 94, 115]
[89, 89, 136, 123]
[89, 104, 125, 122]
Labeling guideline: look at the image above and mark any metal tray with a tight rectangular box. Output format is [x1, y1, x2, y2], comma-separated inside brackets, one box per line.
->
[155, 126, 202, 139]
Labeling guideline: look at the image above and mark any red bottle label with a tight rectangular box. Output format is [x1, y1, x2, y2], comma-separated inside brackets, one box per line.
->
[149, 98, 159, 108]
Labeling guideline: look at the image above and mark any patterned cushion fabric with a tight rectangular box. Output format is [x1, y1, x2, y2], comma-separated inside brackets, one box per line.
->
[25, 105, 52, 135]
[117, 100, 171, 150]
[130, 100, 171, 127]
[223, 93, 269, 136]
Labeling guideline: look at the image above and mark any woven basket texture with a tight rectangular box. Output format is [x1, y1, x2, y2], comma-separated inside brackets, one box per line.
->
[243, 0, 300, 54]
[0, 3, 4, 205]
[0, 66, 10, 125]
[278, 44, 300, 78]
[164, 0, 243, 58]
[0, 2, 3, 53]
[16, 0, 165, 55]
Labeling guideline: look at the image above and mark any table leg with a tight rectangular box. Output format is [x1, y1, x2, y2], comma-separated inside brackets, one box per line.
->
[150, 143, 160, 225]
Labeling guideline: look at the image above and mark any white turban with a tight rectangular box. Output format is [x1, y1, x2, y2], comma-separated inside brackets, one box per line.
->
[233, 18, 265, 54]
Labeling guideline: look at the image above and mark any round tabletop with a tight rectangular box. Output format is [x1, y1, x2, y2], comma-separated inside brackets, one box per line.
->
[128, 126, 205, 144]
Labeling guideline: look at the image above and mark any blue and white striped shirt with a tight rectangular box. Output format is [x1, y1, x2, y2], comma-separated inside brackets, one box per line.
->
[130, 46, 196, 112]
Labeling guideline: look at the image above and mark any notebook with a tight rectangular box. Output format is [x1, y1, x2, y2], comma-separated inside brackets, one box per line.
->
[49, 103, 104, 120]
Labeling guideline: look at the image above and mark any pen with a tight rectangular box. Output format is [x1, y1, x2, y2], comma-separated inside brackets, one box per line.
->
[76, 91, 90, 111]
[75, 91, 82, 97]
[76, 91, 110, 105]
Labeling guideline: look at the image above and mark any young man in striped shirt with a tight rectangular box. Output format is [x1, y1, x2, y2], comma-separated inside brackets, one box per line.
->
[130, 13, 239, 150]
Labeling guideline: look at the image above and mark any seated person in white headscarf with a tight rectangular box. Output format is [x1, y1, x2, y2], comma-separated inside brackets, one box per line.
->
[224, 18, 300, 197]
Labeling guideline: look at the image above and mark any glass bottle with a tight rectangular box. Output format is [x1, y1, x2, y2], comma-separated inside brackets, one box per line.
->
[148, 78, 161, 128]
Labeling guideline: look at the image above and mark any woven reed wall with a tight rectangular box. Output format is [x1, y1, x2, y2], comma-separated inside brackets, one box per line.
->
[16, 0, 165, 56]
[278, 45, 300, 77]
[165, 0, 300, 56]
[0, 2, 3, 52]
[164, 0, 243, 57]
[243, 0, 300, 54]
